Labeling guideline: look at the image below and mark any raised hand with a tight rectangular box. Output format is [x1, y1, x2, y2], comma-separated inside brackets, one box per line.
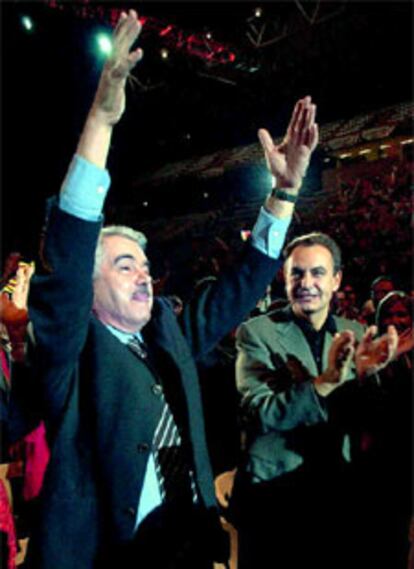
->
[355, 325, 398, 379]
[396, 327, 414, 358]
[314, 330, 355, 396]
[258, 96, 318, 192]
[91, 10, 143, 125]
[0, 262, 34, 359]
[11, 262, 35, 310]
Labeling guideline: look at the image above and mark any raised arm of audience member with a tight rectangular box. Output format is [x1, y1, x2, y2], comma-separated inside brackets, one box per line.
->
[75, 10, 143, 168]
[23, 10, 324, 568]
[0, 262, 35, 363]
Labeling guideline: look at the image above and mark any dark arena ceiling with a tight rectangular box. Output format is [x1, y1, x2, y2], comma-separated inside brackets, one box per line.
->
[2, 0, 413, 258]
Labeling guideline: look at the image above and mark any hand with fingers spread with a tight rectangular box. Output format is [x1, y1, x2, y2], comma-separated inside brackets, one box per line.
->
[313, 330, 355, 396]
[76, 10, 143, 167]
[396, 327, 414, 358]
[91, 9, 143, 126]
[259, 96, 319, 193]
[355, 325, 398, 379]
[0, 262, 34, 361]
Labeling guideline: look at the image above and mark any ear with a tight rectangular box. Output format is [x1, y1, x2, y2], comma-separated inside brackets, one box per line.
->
[333, 270, 342, 292]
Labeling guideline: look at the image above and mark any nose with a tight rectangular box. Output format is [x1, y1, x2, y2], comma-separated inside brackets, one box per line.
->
[300, 271, 313, 289]
[134, 268, 152, 285]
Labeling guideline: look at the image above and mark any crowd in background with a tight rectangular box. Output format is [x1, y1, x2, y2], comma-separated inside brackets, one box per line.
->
[148, 152, 412, 308]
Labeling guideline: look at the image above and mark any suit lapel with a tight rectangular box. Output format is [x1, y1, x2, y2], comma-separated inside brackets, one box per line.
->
[322, 329, 334, 373]
[277, 320, 319, 377]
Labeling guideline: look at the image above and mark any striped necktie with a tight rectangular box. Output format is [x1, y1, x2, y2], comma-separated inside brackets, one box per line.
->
[127, 337, 198, 504]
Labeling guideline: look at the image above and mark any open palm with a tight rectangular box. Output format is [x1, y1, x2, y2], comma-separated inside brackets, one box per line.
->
[258, 96, 319, 189]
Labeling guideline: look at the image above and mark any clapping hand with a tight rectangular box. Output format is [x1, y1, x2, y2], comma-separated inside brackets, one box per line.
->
[355, 325, 398, 379]
[314, 330, 355, 396]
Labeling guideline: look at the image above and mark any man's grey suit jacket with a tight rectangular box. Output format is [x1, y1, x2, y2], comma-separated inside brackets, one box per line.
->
[235, 307, 365, 483]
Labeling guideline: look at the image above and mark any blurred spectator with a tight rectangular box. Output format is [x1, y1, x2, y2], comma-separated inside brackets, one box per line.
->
[361, 275, 396, 326]
[335, 283, 360, 320]
[371, 275, 396, 309]
[354, 291, 413, 569]
[0, 255, 50, 565]
[168, 295, 184, 317]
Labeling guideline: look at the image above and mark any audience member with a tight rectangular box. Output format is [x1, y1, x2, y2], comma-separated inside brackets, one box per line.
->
[18, 10, 318, 568]
[352, 290, 413, 569]
[231, 231, 398, 569]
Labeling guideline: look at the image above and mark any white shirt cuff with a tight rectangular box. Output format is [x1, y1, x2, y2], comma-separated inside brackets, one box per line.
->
[59, 154, 111, 221]
[250, 207, 292, 259]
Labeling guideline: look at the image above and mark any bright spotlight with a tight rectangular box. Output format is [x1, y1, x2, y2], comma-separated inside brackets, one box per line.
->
[21, 16, 34, 31]
[97, 34, 112, 56]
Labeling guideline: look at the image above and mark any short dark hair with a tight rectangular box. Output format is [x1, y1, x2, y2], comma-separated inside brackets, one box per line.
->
[370, 275, 394, 292]
[283, 232, 342, 274]
[375, 290, 412, 332]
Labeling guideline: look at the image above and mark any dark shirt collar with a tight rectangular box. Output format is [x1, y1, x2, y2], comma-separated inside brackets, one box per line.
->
[289, 307, 337, 375]
[289, 306, 337, 336]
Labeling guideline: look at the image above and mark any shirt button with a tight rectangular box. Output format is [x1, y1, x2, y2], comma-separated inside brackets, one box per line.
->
[137, 442, 150, 453]
[151, 384, 163, 396]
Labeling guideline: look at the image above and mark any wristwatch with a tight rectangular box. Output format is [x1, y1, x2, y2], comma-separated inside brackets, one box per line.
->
[270, 188, 298, 203]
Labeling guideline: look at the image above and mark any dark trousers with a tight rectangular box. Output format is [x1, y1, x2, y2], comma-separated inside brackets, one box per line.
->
[98, 503, 228, 569]
[231, 467, 361, 569]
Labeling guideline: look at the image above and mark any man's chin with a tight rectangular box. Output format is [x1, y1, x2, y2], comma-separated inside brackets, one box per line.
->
[294, 301, 319, 316]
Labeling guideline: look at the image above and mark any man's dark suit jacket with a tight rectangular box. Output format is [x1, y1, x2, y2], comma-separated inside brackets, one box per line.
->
[19, 202, 281, 568]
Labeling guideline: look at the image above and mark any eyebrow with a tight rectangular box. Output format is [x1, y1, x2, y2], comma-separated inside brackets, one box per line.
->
[291, 266, 327, 272]
[113, 255, 150, 270]
[113, 254, 136, 265]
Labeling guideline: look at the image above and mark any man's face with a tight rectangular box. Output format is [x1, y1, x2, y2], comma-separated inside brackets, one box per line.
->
[343, 285, 356, 305]
[285, 244, 341, 321]
[93, 235, 153, 333]
[381, 300, 412, 334]
[372, 280, 394, 307]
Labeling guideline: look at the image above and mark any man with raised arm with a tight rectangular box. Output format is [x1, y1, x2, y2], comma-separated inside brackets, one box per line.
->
[23, 10, 318, 568]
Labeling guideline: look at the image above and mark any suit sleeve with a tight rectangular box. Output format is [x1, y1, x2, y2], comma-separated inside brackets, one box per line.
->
[235, 321, 328, 432]
[28, 201, 102, 420]
[181, 245, 282, 360]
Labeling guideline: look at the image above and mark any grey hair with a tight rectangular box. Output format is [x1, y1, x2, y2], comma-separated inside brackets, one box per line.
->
[93, 225, 147, 279]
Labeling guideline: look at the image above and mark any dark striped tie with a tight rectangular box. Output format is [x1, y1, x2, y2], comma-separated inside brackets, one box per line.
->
[128, 337, 198, 504]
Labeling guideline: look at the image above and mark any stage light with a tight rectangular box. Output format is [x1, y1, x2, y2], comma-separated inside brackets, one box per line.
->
[339, 153, 351, 159]
[255, 7, 263, 18]
[400, 138, 413, 145]
[143, 201, 149, 207]
[206, 32, 212, 40]
[160, 48, 169, 60]
[21, 16, 34, 31]
[96, 33, 112, 56]
[358, 149, 372, 155]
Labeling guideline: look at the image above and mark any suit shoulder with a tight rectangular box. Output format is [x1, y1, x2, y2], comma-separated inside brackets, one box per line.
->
[238, 308, 288, 335]
[334, 315, 365, 337]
